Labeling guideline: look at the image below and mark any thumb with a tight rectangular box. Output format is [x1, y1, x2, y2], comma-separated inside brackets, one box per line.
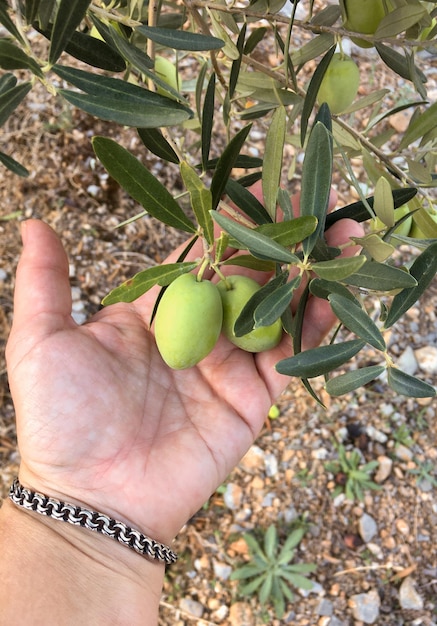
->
[10, 219, 74, 338]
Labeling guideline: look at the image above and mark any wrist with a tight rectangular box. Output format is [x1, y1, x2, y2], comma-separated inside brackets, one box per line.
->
[0, 498, 165, 625]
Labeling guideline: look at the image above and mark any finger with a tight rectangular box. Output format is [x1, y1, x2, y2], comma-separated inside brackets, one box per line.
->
[10, 220, 74, 336]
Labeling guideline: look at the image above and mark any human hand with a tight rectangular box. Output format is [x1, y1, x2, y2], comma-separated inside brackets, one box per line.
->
[5, 188, 363, 546]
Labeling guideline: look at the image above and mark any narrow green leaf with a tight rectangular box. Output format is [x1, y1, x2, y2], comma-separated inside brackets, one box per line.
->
[137, 128, 179, 164]
[280, 527, 306, 555]
[92, 137, 196, 234]
[259, 572, 273, 605]
[309, 278, 360, 304]
[257, 217, 317, 247]
[180, 161, 214, 245]
[300, 122, 333, 255]
[0, 40, 43, 77]
[210, 124, 252, 210]
[211, 212, 299, 264]
[312, 255, 367, 281]
[240, 574, 267, 596]
[400, 102, 437, 149]
[375, 43, 426, 84]
[136, 25, 224, 51]
[49, 0, 92, 65]
[225, 179, 272, 225]
[65, 88, 191, 127]
[275, 339, 365, 378]
[343, 261, 417, 291]
[262, 106, 286, 220]
[328, 294, 386, 351]
[264, 525, 278, 560]
[373, 176, 395, 227]
[0, 2, 25, 43]
[375, 4, 426, 39]
[254, 276, 301, 327]
[300, 45, 335, 145]
[36, 23, 126, 72]
[201, 73, 216, 172]
[280, 571, 314, 591]
[0, 151, 29, 177]
[54, 65, 192, 128]
[234, 272, 288, 336]
[387, 367, 436, 398]
[325, 188, 418, 228]
[102, 262, 199, 305]
[222, 255, 276, 272]
[0, 81, 32, 127]
[230, 564, 264, 580]
[0, 73, 17, 95]
[229, 22, 246, 99]
[384, 241, 437, 328]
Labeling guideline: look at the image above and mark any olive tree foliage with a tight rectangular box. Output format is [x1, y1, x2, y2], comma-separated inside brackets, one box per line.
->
[1, 0, 436, 401]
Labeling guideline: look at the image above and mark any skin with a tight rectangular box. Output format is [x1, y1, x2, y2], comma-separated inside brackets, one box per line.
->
[0, 184, 363, 624]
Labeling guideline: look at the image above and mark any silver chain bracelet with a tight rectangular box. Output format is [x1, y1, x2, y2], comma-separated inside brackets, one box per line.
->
[9, 477, 178, 565]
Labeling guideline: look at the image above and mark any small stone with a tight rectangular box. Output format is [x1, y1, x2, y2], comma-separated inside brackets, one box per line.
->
[213, 559, 232, 580]
[317, 598, 334, 616]
[374, 455, 393, 483]
[359, 513, 378, 543]
[0, 268, 8, 281]
[395, 444, 414, 462]
[179, 598, 204, 618]
[264, 452, 278, 477]
[229, 602, 254, 626]
[211, 605, 229, 621]
[240, 446, 265, 472]
[397, 346, 418, 375]
[415, 345, 437, 375]
[396, 518, 410, 535]
[224, 483, 243, 510]
[349, 589, 381, 624]
[399, 577, 424, 610]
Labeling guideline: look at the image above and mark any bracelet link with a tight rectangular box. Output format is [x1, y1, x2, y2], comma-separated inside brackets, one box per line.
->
[9, 477, 178, 565]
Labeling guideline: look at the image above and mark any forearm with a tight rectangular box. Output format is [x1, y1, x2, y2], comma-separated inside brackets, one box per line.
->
[0, 499, 165, 626]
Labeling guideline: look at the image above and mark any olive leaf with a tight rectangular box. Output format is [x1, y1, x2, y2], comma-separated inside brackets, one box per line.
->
[136, 25, 224, 51]
[254, 275, 302, 327]
[256, 217, 317, 247]
[300, 121, 333, 256]
[201, 73, 216, 172]
[234, 272, 288, 337]
[300, 45, 335, 145]
[275, 340, 366, 378]
[375, 4, 427, 39]
[328, 294, 386, 352]
[373, 176, 395, 227]
[0, 40, 43, 76]
[262, 106, 286, 220]
[211, 211, 299, 264]
[384, 241, 437, 328]
[222, 255, 276, 272]
[137, 128, 180, 164]
[49, 0, 91, 65]
[343, 261, 417, 291]
[325, 365, 386, 396]
[102, 262, 199, 305]
[309, 278, 361, 305]
[312, 255, 367, 281]
[387, 367, 436, 398]
[180, 161, 214, 245]
[0, 151, 29, 177]
[0, 80, 32, 127]
[225, 179, 272, 225]
[92, 136, 197, 234]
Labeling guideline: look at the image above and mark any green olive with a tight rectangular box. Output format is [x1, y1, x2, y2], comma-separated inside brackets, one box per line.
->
[409, 210, 437, 239]
[370, 204, 413, 237]
[154, 273, 223, 369]
[217, 275, 283, 352]
[317, 53, 360, 115]
[343, 0, 391, 48]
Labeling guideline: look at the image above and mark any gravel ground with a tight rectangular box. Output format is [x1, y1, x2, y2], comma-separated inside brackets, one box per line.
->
[1, 21, 437, 626]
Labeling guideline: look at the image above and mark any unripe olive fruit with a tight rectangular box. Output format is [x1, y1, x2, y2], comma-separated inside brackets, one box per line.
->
[154, 273, 223, 369]
[217, 275, 283, 352]
[343, 0, 390, 48]
[155, 55, 180, 98]
[317, 53, 360, 115]
[409, 209, 437, 239]
[370, 204, 413, 238]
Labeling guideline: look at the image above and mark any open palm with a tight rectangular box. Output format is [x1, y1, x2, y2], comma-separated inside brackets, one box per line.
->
[6, 213, 362, 545]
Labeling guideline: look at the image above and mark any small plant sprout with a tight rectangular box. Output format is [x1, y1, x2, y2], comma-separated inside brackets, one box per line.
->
[325, 444, 381, 502]
[230, 524, 316, 618]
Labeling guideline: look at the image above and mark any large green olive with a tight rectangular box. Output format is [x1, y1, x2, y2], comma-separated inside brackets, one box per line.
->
[317, 53, 360, 115]
[154, 273, 223, 369]
[217, 275, 283, 352]
[343, 0, 391, 48]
